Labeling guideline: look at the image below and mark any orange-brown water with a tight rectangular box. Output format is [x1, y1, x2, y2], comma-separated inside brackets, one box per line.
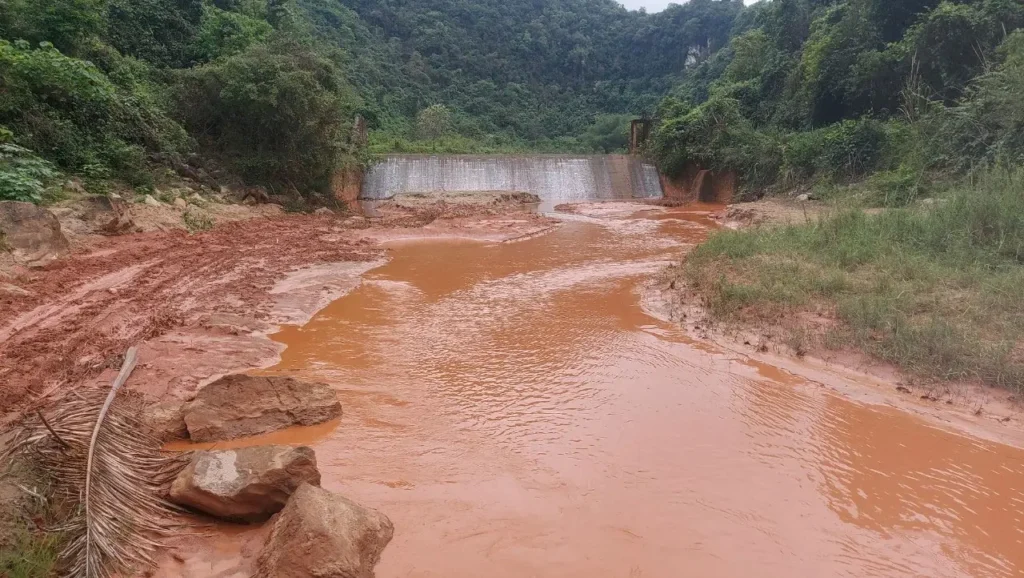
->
[226, 205, 1024, 577]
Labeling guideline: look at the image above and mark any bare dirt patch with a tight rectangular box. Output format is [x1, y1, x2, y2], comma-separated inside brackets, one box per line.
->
[712, 198, 829, 228]
[0, 194, 552, 423]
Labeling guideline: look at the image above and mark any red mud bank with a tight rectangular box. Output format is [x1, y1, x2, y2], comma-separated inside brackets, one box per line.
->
[660, 163, 735, 203]
[0, 196, 553, 422]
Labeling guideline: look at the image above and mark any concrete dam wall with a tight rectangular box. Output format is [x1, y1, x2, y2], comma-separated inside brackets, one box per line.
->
[361, 154, 664, 205]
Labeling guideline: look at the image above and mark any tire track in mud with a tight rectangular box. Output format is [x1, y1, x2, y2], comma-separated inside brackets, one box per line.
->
[0, 215, 380, 415]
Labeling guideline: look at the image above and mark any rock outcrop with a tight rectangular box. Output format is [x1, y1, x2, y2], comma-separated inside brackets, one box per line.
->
[256, 483, 394, 578]
[169, 445, 320, 522]
[0, 201, 70, 267]
[183, 374, 342, 442]
[140, 400, 189, 441]
[80, 194, 138, 235]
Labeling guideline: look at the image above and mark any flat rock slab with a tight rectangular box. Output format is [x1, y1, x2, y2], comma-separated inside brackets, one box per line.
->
[170, 445, 320, 522]
[183, 374, 342, 442]
[256, 483, 394, 578]
[0, 201, 69, 267]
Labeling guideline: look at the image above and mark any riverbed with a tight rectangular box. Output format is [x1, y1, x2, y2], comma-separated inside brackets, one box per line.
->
[170, 202, 1024, 577]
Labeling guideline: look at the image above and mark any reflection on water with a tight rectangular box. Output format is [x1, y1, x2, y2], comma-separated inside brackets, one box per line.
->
[260, 204, 1024, 578]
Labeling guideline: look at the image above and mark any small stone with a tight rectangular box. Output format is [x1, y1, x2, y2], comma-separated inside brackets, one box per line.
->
[143, 195, 162, 207]
[314, 207, 333, 215]
[173, 197, 187, 208]
[796, 193, 810, 202]
[141, 400, 189, 441]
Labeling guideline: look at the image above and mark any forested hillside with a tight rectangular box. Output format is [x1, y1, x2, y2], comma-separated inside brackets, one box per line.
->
[0, 0, 744, 201]
[3, 0, 1023, 201]
[656, 0, 1024, 390]
[651, 0, 1024, 201]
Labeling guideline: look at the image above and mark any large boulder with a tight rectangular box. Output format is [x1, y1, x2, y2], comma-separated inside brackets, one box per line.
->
[183, 374, 342, 442]
[256, 483, 394, 578]
[169, 445, 320, 522]
[0, 201, 70, 267]
[80, 195, 138, 235]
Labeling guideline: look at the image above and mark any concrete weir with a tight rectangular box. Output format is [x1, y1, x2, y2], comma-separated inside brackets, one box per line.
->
[361, 154, 664, 206]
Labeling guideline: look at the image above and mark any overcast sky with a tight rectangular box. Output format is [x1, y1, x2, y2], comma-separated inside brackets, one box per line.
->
[619, 0, 758, 12]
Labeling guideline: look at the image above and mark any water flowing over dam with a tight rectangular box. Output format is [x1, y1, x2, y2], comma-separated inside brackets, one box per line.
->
[361, 154, 664, 205]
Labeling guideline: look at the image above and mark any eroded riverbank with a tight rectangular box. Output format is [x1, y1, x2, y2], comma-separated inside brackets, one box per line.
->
[160, 202, 1024, 578]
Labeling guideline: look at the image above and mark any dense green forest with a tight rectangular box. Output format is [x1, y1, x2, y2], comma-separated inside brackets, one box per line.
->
[0, 0, 745, 200]
[1, 0, 1023, 201]
[651, 0, 1024, 202]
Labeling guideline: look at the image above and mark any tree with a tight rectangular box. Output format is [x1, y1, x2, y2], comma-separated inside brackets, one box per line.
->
[415, 104, 451, 140]
[174, 41, 360, 192]
[583, 114, 630, 153]
[105, 0, 203, 67]
[1, 0, 107, 55]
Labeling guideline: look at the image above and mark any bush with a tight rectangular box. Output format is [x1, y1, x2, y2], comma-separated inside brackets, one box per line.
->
[193, 4, 273, 62]
[0, 40, 189, 184]
[651, 95, 783, 195]
[0, 140, 60, 203]
[174, 41, 360, 193]
[923, 30, 1024, 173]
[105, 0, 203, 68]
[582, 114, 631, 153]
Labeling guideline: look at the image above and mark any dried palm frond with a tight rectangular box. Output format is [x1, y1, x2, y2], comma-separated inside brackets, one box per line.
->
[2, 347, 190, 578]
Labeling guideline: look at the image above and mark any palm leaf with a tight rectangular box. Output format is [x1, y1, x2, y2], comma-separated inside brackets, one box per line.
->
[2, 346, 190, 578]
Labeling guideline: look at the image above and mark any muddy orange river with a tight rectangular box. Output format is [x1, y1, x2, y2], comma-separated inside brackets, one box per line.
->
[179, 204, 1024, 577]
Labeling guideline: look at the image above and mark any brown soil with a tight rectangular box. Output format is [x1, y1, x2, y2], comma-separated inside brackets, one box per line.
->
[0, 195, 553, 423]
[713, 198, 830, 228]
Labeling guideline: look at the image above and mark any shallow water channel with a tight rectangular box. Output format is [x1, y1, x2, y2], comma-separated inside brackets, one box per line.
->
[200, 205, 1024, 577]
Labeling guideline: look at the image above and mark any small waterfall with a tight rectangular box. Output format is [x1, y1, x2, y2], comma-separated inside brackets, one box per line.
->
[362, 154, 664, 205]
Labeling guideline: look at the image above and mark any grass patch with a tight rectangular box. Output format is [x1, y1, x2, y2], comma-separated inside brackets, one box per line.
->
[182, 208, 214, 233]
[0, 458, 63, 578]
[0, 528, 60, 578]
[685, 167, 1024, 391]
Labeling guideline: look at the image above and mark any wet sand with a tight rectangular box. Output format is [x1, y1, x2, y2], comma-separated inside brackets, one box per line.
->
[167, 203, 1024, 577]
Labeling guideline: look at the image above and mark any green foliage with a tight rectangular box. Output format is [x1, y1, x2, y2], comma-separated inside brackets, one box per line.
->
[652, 0, 1024, 201]
[415, 104, 452, 140]
[685, 167, 1024, 389]
[923, 30, 1024, 172]
[652, 95, 783, 194]
[0, 139, 61, 203]
[0, 40, 188, 185]
[174, 41, 359, 192]
[0, 0, 106, 55]
[582, 114, 631, 153]
[182, 207, 214, 232]
[783, 118, 903, 181]
[193, 4, 272, 62]
[105, 0, 203, 67]
[0, 528, 61, 578]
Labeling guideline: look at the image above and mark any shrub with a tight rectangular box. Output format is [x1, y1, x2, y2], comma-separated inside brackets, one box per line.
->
[0, 140, 60, 203]
[193, 4, 272, 62]
[0, 40, 189, 184]
[923, 30, 1024, 172]
[174, 41, 360, 193]
[105, 0, 203, 68]
[651, 95, 783, 195]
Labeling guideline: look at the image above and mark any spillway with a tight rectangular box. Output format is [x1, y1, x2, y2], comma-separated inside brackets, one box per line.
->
[361, 154, 664, 206]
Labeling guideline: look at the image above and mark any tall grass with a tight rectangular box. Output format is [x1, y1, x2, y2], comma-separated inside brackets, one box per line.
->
[685, 168, 1024, 390]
